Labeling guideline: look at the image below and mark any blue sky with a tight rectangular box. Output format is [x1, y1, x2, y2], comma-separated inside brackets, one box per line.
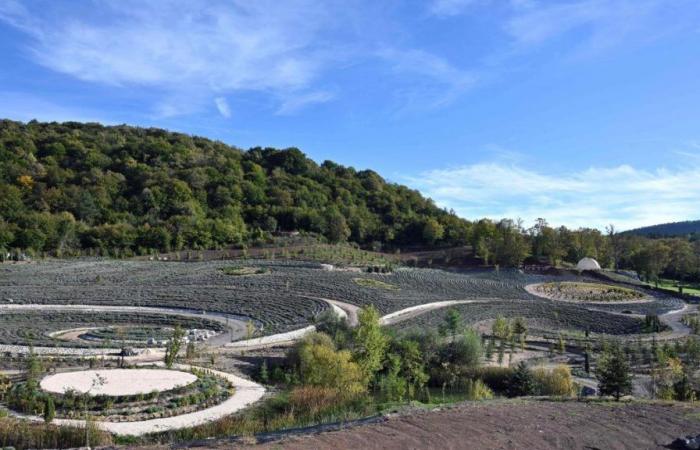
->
[1, 0, 700, 230]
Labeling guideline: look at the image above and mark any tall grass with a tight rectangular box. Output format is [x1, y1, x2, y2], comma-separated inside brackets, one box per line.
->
[0, 418, 112, 450]
[131, 386, 372, 444]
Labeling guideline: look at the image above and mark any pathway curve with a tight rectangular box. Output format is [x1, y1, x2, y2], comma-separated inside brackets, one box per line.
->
[0, 303, 249, 356]
[13, 363, 266, 436]
[225, 299, 488, 350]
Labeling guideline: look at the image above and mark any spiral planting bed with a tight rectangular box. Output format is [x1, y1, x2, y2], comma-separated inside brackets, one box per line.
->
[0, 310, 225, 348]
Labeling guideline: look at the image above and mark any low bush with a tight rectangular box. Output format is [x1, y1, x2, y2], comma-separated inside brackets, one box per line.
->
[469, 366, 513, 393]
[532, 365, 575, 396]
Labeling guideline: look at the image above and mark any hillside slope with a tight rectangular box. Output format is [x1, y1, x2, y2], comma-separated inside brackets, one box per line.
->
[181, 400, 700, 450]
[0, 120, 469, 255]
[624, 220, 700, 238]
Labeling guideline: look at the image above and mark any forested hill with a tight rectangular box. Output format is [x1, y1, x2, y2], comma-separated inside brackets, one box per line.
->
[624, 220, 700, 238]
[0, 120, 469, 255]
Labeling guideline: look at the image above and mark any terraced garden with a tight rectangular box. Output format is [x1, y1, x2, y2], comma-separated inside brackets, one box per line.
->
[0, 311, 225, 348]
[0, 260, 682, 340]
[389, 298, 649, 336]
[8, 367, 232, 422]
[529, 281, 646, 302]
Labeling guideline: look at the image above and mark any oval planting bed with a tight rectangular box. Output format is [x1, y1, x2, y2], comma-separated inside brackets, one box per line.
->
[3, 367, 239, 425]
[525, 281, 648, 303]
[40, 368, 197, 396]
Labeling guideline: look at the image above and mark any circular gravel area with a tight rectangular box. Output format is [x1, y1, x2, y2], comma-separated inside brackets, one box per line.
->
[40, 369, 197, 396]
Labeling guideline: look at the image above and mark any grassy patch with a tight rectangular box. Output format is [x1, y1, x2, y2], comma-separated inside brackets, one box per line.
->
[535, 282, 644, 302]
[645, 278, 700, 297]
[220, 266, 269, 276]
[353, 277, 399, 290]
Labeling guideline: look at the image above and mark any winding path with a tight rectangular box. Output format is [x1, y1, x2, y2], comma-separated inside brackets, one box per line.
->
[14, 363, 266, 436]
[2, 290, 694, 435]
[224, 299, 489, 350]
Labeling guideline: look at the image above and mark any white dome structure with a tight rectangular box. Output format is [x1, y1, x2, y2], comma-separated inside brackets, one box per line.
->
[576, 257, 601, 271]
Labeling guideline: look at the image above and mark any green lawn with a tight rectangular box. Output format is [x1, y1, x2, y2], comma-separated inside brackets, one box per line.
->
[646, 278, 700, 297]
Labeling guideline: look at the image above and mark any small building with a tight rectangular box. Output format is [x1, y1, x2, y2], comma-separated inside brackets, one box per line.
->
[576, 257, 601, 271]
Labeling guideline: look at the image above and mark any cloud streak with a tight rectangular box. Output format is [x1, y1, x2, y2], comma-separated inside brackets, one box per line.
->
[405, 162, 700, 230]
[214, 97, 231, 118]
[0, 0, 342, 116]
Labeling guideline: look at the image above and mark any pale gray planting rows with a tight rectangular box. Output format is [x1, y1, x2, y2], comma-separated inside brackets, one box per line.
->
[0, 260, 682, 341]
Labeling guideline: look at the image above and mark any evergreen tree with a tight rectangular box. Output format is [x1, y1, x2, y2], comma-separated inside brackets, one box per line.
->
[596, 342, 633, 400]
[508, 361, 535, 397]
[43, 395, 55, 423]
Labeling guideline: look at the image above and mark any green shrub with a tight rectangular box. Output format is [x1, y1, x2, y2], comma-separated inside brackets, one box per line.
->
[532, 365, 575, 396]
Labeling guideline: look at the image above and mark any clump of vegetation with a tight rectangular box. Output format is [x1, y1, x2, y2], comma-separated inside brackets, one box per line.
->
[6, 366, 233, 423]
[533, 282, 644, 302]
[532, 365, 575, 396]
[220, 266, 269, 276]
[0, 417, 113, 450]
[353, 278, 399, 291]
[596, 341, 633, 400]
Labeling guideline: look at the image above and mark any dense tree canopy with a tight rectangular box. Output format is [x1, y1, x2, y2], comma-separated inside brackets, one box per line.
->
[0, 120, 469, 255]
[1, 120, 698, 281]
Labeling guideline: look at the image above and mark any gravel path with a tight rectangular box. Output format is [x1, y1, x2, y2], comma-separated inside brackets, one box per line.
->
[16, 364, 266, 436]
[225, 299, 488, 350]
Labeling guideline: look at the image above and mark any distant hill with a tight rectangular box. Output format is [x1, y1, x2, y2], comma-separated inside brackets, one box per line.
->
[624, 220, 700, 238]
[0, 120, 470, 255]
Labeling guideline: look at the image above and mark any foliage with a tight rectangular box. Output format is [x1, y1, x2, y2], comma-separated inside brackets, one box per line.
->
[43, 396, 56, 423]
[164, 326, 185, 368]
[532, 365, 575, 396]
[463, 378, 494, 400]
[507, 362, 535, 397]
[220, 266, 268, 276]
[353, 278, 399, 290]
[0, 120, 470, 255]
[297, 333, 366, 396]
[596, 341, 633, 400]
[352, 306, 388, 383]
[0, 417, 113, 450]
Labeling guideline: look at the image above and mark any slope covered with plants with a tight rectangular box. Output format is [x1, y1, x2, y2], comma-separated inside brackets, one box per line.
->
[0, 120, 469, 255]
[624, 220, 700, 238]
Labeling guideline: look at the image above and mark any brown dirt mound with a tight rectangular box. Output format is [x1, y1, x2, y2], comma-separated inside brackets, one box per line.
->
[217, 400, 700, 450]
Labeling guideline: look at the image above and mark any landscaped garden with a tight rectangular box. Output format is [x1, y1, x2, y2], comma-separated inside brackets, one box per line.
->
[529, 281, 646, 302]
[6, 366, 232, 422]
[0, 311, 225, 348]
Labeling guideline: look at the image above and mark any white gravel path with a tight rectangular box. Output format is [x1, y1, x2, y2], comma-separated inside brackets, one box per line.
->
[226, 299, 485, 349]
[225, 300, 349, 349]
[379, 300, 486, 326]
[18, 364, 266, 436]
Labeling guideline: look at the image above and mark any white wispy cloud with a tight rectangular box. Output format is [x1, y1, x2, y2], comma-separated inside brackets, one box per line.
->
[378, 48, 476, 111]
[0, 0, 342, 116]
[405, 162, 700, 230]
[214, 97, 231, 118]
[0, 0, 486, 117]
[503, 0, 665, 53]
[276, 91, 335, 115]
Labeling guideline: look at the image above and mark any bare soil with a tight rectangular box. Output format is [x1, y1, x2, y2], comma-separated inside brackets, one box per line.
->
[188, 400, 700, 450]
